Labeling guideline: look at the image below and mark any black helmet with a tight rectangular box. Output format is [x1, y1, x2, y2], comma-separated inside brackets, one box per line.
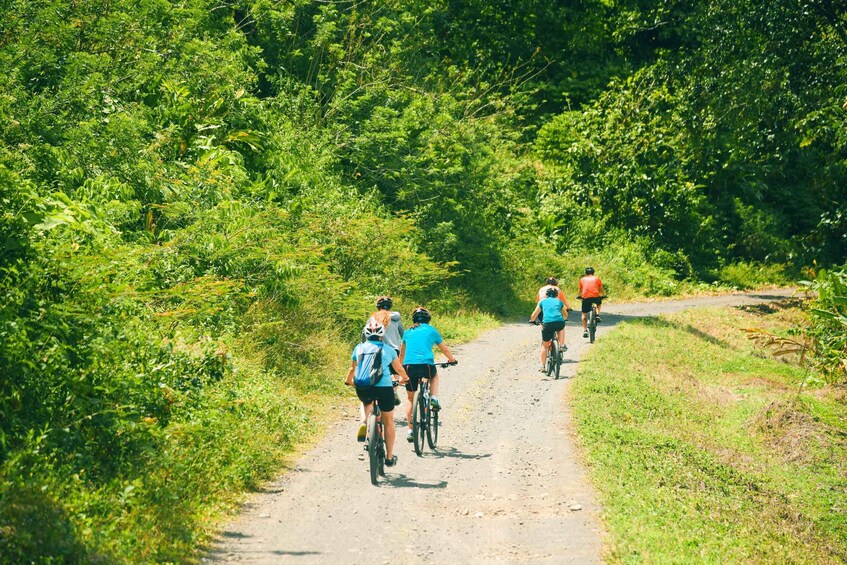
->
[545, 287, 559, 297]
[412, 307, 431, 324]
[585, 267, 595, 275]
[545, 276, 558, 286]
[376, 296, 392, 310]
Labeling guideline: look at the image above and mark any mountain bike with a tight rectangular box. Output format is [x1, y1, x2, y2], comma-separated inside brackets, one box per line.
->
[412, 361, 457, 456]
[578, 295, 607, 344]
[364, 381, 400, 485]
[530, 320, 565, 379]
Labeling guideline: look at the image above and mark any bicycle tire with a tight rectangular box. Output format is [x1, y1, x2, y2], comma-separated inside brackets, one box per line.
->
[546, 343, 554, 377]
[367, 413, 379, 485]
[427, 405, 439, 449]
[553, 340, 561, 379]
[412, 389, 425, 456]
[589, 307, 597, 344]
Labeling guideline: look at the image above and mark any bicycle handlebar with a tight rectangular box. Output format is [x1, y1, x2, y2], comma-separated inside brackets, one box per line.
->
[438, 360, 458, 368]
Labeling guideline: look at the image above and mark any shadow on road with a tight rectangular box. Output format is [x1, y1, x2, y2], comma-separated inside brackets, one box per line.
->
[425, 446, 492, 461]
[381, 473, 448, 489]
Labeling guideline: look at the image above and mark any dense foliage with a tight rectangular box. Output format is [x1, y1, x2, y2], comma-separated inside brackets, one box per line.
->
[1, 0, 845, 560]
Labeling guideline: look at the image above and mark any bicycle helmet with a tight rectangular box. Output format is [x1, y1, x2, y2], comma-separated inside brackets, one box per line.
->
[585, 267, 595, 275]
[545, 277, 558, 286]
[411, 307, 431, 324]
[545, 287, 559, 298]
[363, 317, 385, 340]
[375, 296, 392, 310]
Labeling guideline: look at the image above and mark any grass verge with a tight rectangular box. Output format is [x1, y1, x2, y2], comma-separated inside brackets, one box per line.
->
[571, 301, 847, 564]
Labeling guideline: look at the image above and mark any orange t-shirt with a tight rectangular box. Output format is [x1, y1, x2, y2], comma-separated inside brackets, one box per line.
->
[578, 276, 604, 299]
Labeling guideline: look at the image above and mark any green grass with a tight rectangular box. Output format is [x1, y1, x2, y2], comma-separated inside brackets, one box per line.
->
[571, 303, 847, 564]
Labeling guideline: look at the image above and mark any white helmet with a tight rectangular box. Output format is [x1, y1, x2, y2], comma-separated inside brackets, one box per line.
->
[363, 317, 385, 339]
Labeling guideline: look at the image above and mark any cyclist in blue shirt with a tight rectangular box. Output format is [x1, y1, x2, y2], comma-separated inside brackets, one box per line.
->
[400, 307, 457, 443]
[529, 287, 570, 372]
[346, 318, 409, 466]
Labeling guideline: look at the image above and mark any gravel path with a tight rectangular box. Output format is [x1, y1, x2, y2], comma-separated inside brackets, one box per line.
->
[207, 289, 797, 564]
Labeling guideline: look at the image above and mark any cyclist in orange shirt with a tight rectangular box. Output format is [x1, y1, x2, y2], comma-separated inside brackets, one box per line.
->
[577, 267, 606, 338]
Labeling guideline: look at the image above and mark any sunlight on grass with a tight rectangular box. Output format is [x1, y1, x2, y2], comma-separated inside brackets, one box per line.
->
[571, 303, 847, 564]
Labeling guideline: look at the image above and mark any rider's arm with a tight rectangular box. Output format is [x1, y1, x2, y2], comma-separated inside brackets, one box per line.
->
[399, 341, 406, 365]
[598, 279, 606, 295]
[344, 360, 357, 386]
[530, 304, 541, 322]
[391, 358, 409, 384]
[437, 341, 457, 364]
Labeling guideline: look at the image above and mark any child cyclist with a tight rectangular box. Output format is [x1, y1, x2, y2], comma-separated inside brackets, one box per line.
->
[346, 318, 409, 467]
[529, 287, 570, 372]
[400, 307, 457, 443]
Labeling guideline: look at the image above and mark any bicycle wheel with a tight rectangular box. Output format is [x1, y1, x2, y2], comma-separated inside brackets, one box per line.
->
[377, 428, 386, 478]
[426, 403, 439, 449]
[552, 340, 561, 379]
[367, 413, 379, 485]
[412, 389, 425, 456]
[588, 308, 597, 343]
[545, 344, 554, 377]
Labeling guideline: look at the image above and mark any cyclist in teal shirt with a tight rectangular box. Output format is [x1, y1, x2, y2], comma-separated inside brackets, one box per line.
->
[400, 307, 457, 443]
[529, 287, 570, 372]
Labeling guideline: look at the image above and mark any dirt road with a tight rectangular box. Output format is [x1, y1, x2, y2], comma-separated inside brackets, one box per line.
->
[208, 289, 797, 564]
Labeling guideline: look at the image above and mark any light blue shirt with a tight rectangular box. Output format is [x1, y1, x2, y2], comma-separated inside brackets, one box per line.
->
[351, 341, 397, 387]
[401, 324, 442, 365]
[539, 297, 565, 323]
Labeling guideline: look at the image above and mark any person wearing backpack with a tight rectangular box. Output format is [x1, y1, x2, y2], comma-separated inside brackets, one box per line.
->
[345, 317, 409, 467]
[361, 296, 405, 407]
[400, 307, 457, 443]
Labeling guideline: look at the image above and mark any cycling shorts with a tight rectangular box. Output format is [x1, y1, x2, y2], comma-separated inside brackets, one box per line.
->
[581, 297, 603, 313]
[355, 386, 395, 413]
[388, 348, 400, 375]
[404, 364, 436, 392]
[541, 320, 565, 342]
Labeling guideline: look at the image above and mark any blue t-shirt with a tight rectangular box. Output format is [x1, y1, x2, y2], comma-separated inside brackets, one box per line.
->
[351, 341, 397, 387]
[401, 323, 443, 365]
[539, 297, 565, 323]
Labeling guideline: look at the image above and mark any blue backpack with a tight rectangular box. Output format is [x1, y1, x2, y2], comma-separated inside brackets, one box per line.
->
[354, 341, 384, 387]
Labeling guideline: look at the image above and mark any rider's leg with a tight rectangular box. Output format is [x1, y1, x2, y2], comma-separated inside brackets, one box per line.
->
[383, 408, 396, 459]
[557, 328, 565, 348]
[581, 312, 587, 331]
[430, 374, 440, 397]
[540, 339, 551, 367]
[405, 390, 415, 432]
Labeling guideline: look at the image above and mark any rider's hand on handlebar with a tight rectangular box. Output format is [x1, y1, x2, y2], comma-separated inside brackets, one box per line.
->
[439, 360, 458, 368]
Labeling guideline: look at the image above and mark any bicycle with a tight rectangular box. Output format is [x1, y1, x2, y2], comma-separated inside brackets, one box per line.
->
[578, 295, 607, 344]
[530, 320, 565, 379]
[411, 361, 457, 456]
[362, 381, 400, 485]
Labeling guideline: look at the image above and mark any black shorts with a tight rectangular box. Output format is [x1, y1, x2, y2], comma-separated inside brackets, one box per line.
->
[541, 320, 565, 342]
[581, 297, 603, 313]
[355, 386, 395, 413]
[388, 348, 400, 375]
[404, 364, 436, 392]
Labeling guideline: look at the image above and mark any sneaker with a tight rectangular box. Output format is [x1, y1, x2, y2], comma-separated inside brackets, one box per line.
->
[430, 397, 442, 411]
[407, 429, 414, 443]
[539, 366, 546, 372]
[356, 423, 367, 442]
[596, 316, 602, 323]
[385, 455, 398, 467]
[583, 331, 589, 338]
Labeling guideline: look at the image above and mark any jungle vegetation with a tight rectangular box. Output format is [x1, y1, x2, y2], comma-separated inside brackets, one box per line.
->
[1, 0, 845, 560]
